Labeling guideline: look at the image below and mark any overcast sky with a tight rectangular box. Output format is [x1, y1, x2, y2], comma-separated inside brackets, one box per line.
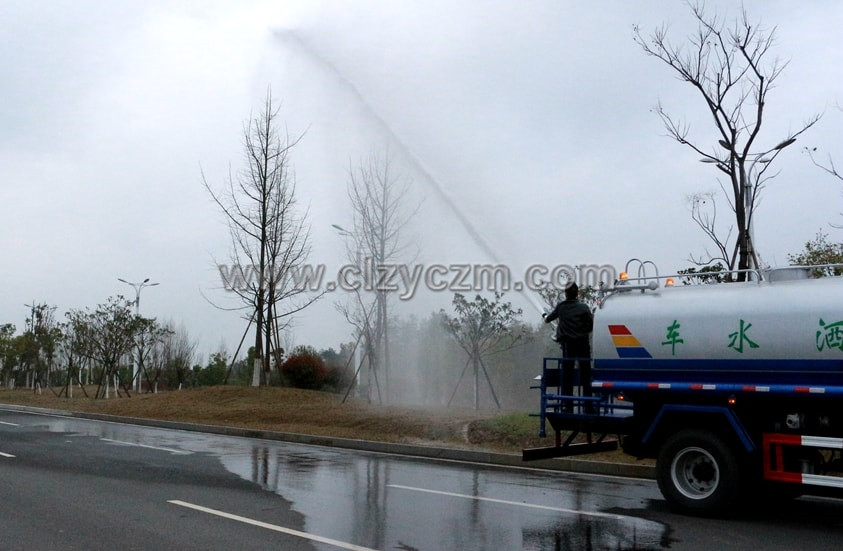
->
[2, 1, 841, 362]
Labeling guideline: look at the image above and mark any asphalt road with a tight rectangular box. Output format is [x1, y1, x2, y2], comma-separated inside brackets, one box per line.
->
[3, 407, 843, 550]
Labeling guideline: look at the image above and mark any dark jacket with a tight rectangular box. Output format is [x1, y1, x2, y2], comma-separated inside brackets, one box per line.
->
[545, 299, 593, 342]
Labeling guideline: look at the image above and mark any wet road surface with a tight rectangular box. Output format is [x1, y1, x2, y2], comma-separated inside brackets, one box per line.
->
[3, 407, 843, 550]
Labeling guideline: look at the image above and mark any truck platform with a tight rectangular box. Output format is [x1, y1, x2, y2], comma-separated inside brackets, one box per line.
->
[522, 358, 632, 461]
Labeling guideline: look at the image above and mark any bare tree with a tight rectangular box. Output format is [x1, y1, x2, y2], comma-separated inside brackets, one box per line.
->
[158, 322, 197, 391]
[634, 2, 820, 277]
[441, 292, 524, 410]
[134, 319, 177, 392]
[143, 336, 168, 393]
[805, 147, 842, 183]
[336, 148, 418, 403]
[804, 105, 843, 184]
[805, 149, 843, 229]
[204, 90, 316, 386]
[335, 289, 380, 402]
[804, 106, 843, 227]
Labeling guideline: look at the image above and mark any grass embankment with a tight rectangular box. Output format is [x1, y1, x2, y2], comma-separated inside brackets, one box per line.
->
[0, 386, 644, 463]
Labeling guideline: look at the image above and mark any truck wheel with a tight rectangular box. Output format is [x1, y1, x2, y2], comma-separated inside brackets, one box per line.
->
[656, 429, 742, 516]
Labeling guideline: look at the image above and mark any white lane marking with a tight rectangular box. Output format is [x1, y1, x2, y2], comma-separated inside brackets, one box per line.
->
[0, 421, 20, 426]
[100, 438, 191, 455]
[168, 500, 377, 551]
[0, 452, 15, 458]
[387, 484, 629, 521]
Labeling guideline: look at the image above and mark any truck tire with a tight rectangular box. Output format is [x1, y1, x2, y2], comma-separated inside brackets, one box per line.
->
[656, 429, 742, 516]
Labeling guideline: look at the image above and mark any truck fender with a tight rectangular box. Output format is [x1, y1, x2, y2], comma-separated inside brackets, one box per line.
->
[642, 404, 755, 453]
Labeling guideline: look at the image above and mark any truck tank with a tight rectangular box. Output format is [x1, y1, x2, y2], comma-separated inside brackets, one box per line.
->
[591, 276, 843, 388]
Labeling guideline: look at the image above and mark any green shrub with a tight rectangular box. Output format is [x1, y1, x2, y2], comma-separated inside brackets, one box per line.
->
[196, 361, 227, 387]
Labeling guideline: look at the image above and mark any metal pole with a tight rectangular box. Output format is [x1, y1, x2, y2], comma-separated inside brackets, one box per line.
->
[117, 278, 159, 391]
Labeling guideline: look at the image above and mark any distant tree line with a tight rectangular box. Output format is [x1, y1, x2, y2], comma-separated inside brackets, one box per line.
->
[0, 292, 558, 410]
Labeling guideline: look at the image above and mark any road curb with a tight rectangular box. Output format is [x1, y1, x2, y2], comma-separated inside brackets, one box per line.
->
[0, 403, 655, 479]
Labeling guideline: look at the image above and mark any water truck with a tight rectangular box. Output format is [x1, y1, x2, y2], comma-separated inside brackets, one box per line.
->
[523, 261, 843, 515]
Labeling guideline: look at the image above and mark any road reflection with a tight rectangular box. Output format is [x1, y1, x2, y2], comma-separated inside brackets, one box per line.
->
[22, 414, 669, 550]
[222, 444, 669, 550]
[522, 514, 671, 550]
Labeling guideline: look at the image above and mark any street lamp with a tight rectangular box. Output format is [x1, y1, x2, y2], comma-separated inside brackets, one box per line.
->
[743, 138, 797, 273]
[332, 223, 362, 269]
[118, 277, 159, 315]
[118, 277, 159, 390]
[331, 223, 352, 237]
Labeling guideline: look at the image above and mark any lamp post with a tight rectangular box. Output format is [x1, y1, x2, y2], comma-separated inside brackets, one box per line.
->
[742, 138, 796, 273]
[118, 277, 159, 391]
[742, 154, 774, 274]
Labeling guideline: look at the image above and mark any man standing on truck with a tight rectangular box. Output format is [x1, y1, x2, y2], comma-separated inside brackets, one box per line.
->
[542, 282, 594, 412]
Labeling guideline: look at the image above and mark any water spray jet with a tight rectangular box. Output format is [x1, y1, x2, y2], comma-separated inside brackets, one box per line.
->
[274, 30, 546, 316]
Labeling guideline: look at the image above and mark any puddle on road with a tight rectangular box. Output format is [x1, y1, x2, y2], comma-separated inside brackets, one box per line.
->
[523, 513, 673, 550]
